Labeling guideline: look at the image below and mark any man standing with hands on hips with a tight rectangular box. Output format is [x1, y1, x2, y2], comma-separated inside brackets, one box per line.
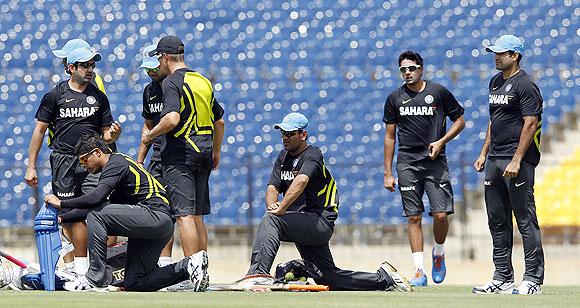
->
[473, 34, 544, 295]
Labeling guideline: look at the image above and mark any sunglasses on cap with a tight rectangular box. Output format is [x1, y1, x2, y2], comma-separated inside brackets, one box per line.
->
[399, 65, 421, 73]
[280, 130, 302, 137]
[145, 67, 159, 73]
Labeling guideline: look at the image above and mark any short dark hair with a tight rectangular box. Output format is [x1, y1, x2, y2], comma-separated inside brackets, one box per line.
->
[75, 133, 112, 157]
[508, 51, 522, 64]
[398, 50, 424, 67]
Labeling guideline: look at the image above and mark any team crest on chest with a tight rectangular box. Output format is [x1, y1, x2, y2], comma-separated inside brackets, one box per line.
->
[86, 96, 96, 105]
[424, 95, 434, 104]
[292, 159, 299, 168]
[505, 84, 512, 92]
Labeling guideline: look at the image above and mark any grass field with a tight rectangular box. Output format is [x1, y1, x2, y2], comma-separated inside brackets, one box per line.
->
[2, 286, 580, 307]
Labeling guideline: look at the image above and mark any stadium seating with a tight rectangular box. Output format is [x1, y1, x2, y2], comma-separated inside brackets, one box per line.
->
[0, 0, 577, 226]
[536, 146, 580, 226]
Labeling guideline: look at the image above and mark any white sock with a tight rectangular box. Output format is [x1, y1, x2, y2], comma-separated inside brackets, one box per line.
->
[74, 257, 89, 276]
[433, 243, 445, 256]
[412, 252, 424, 271]
[158, 256, 173, 267]
[64, 261, 75, 272]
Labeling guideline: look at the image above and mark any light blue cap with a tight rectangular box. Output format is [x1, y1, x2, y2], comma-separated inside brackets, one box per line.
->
[66, 47, 102, 64]
[274, 112, 309, 131]
[485, 35, 524, 53]
[139, 45, 160, 69]
[52, 39, 91, 58]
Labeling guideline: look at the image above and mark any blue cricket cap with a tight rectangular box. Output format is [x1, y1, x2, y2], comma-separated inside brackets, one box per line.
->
[274, 112, 309, 131]
[485, 35, 524, 53]
[66, 47, 102, 64]
[139, 45, 160, 69]
[52, 39, 91, 58]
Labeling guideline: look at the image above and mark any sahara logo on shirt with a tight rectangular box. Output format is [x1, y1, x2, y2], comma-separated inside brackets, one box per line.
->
[399, 106, 435, 116]
[59, 106, 99, 118]
[281, 170, 295, 181]
[488, 94, 512, 105]
[148, 103, 163, 113]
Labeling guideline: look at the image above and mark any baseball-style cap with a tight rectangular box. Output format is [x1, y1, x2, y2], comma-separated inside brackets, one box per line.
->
[148, 35, 185, 57]
[485, 35, 524, 53]
[67, 47, 102, 64]
[274, 112, 309, 131]
[139, 44, 160, 69]
[52, 39, 91, 58]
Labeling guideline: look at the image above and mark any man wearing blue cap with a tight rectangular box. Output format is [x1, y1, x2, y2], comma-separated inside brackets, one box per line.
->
[473, 35, 544, 295]
[136, 44, 174, 268]
[245, 112, 413, 292]
[25, 45, 122, 280]
[52, 39, 107, 94]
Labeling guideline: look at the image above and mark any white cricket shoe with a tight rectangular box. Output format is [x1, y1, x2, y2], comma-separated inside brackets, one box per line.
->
[472, 279, 515, 294]
[380, 261, 414, 292]
[512, 280, 542, 295]
[187, 250, 209, 292]
[64, 276, 107, 292]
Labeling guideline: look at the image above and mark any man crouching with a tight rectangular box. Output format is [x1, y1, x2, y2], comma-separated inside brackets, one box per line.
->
[44, 133, 208, 292]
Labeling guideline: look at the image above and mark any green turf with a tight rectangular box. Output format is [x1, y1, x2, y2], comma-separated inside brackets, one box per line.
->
[2, 286, 580, 307]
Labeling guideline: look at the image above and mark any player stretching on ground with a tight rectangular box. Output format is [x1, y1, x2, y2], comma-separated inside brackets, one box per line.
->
[383, 50, 465, 286]
[246, 112, 412, 292]
[44, 134, 208, 292]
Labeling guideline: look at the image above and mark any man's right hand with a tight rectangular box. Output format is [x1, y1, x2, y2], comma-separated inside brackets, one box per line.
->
[25, 167, 38, 187]
[474, 155, 486, 172]
[384, 173, 396, 192]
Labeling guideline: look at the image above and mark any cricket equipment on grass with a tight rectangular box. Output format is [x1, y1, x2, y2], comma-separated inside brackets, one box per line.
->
[33, 204, 61, 291]
[380, 261, 414, 292]
[275, 259, 323, 282]
[209, 274, 329, 292]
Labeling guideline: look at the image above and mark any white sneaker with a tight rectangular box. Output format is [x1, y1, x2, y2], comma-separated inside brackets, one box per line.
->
[166, 280, 195, 292]
[379, 261, 414, 292]
[472, 279, 514, 294]
[63, 276, 107, 292]
[512, 280, 542, 295]
[187, 250, 209, 292]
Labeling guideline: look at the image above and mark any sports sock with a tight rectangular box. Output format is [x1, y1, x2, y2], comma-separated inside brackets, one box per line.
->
[158, 256, 173, 267]
[433, 243, 445, 256]
[64, 261, 75, 272]
[412, 252, 424, 272]
[74, 257, 89, 276]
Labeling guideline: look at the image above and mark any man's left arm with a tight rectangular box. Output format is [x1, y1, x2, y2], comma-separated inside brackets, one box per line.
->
[429, 87, 466, 159]
[503, 115, 538, 177]
[429, 115, 465, 159]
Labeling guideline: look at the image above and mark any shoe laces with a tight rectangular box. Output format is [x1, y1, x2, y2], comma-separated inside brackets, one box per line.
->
[433, 255, 443, 269]
[414, 270, 424, 279]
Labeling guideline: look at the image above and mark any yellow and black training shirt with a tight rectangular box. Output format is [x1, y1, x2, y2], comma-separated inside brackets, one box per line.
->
[160, 68, 224, 167]
[61, 153, 172, 217]
[268, 146, 339, 223]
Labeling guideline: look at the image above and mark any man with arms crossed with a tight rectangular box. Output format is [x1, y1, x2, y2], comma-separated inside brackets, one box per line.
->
[383, 50, 465, 286]
[473, 35, 544, 295]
